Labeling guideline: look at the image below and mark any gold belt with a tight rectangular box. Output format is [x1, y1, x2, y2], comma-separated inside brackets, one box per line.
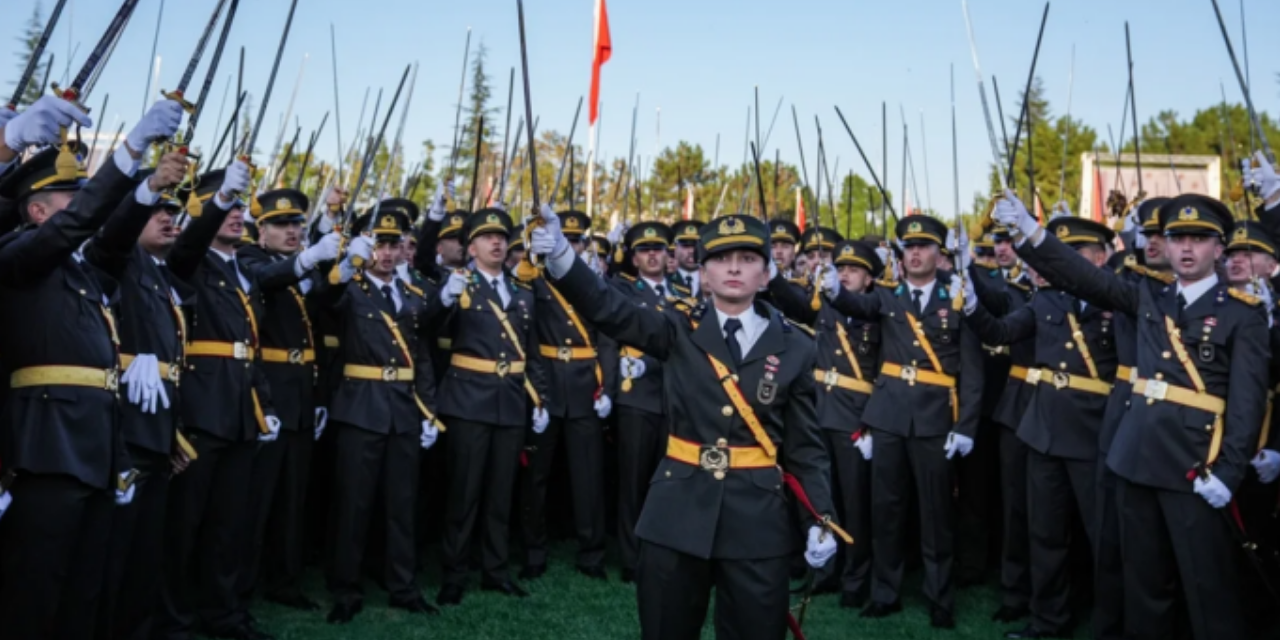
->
[1116, 365, 1135, 385]
[1010, 365, 1031, 381]
[120, 354, 182, 384]
[1017, 367, 1112, 396]
[323, 335, 340, 349]
[666, 436, 775, 480]
[343, 364, 415, 382]
[813, 368, 873, 395]
[1132, 378, 1226, 414]
[11, 365, 119, 391]
[187, 340, 255, 360]
[450, 353, 526, 377]
[538, 345, 597, 362]
[881, 362, 955, 388]
[260, 347, 316, 365]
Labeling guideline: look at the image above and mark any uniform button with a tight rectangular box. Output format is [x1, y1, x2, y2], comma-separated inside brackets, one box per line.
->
[1065, 343, 1074, 350]
[716, 438, 728, 447]
[1204, 425, 1213, 432]
[714, 470, 726, 481]
[244, 363, 250, 369]
[889, 312, 895, 317]
[1046, 315, 1052, 320]
[1162, 351, 1171, 359]
[835, 349, 843, 355]
[565, 339, 572, 345]
[567, 321, 574, 327]
[665, 470, 671, 478]
[912, 341, 920, 347]
[500, 352, 507, 358]
[501, 333, 507, 339]
[721, 405, 733, 417]
[1155, 373, 1164, 381]
[1059, 362, 1067, 369]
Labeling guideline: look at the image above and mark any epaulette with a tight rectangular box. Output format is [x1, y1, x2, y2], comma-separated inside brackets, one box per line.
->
[512, 279, 533, 290]
[403, 281, 425, 298]
[1126, 262, 1175, 285]
[788, 277, 810, 288]
[876, 278, 898, 289]
[973, 258, 998, 271]
[1228, 288, 1263, 306]
[618, 272, 637, 282]
[784, 317, 815, 337]
[689, 302, 708, 321]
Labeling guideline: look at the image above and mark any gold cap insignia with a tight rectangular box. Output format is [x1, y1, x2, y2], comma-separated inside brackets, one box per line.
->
[379, 215, 398, 229]
[718, 217, 745, 235]
[840, 245, 855, 257]
[487, 213, 500, 224]
[1233, 226, 1249, 242]
[565, 217, 581, 230]
[644, 227, 657, 238]
[276, 197, 293, 211]
[1179, 207, 1198, 221]
[775, 225, 786, 235]
[1056, 224, 1070, 238]
[908, 221, 922, 234]
[815, 232, 825, 242]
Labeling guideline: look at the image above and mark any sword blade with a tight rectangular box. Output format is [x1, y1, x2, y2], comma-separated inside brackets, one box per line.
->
[8, 0, 69, 109]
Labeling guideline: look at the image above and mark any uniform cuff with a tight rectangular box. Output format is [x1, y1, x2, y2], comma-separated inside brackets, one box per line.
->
[547, 245, 577, 279]
[134, 179, 161, 206]
[113, 144, 141, 178]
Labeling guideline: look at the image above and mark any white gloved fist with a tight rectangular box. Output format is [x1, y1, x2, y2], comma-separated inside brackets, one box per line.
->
[1050, 200, 1072, 220]
[1253, 450, 1280, 484]
[0, 488, 10, 521]
[994, 190, 1039, 239]
[529, 204, 569, 258]
[532, 407, 549, 434]
[421, 420, 440, 449]
[1248, 151, 1280, 201]
[2, 95, 92, 151]
[439, 269, 469, 307]
[963, 277, 977, 315]
[259, 415, 282, 442]
[115, 472, 137, 506]
[314, 407, 328, 441]
[1122, 204, 1140, 235]
[121, 353, 171, 415]
[1133, 229, 1149, 250]
[126, 99, 184, 154]
[819, 264, 839, 298]
[1193, 473, 1232, 508]
[428, 180, 452, 221]
[594, 394, 613, 419]
[955, 226, 972, 272]
[347, 235, 375, 264]
[607, 221, 629, 245]
[855, 431, 873, 460]
[948, 277, 963, 305]
[299, 232, 343, 271]
[804, 525, 838, 568]
[0, 108, 16, 129]
[217, 159, 251, 203]
[620, 356, 647, 381]
[944, 431, 974, 459]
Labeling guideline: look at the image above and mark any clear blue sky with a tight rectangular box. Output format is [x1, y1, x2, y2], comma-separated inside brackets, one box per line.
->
[4, 0, 1277, 214]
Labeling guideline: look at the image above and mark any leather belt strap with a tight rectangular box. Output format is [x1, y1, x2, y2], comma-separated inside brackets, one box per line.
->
[1161, 317, 1220, 465]
[833, 324, 866, 382]
[704, 353, 778, 460]
[544, 281, 604, 388]
[814, 368, 873, 395]
[187, 340, 255, 360]
[343, 364, 415, 382]
[485, 300, 542, 407]
[450, 354, 527, 376]
[1010, 365, 1031, 381]
[11, 365, 119, 391]
[1116, 365, 1135, 385]
[119, 354, 182, 384]
[881, 361, 956, 388]
[1133, 377, 1225, 465]
[666, 435, 775, 471]
[1017, 367, 1112, 396]
[260, 347, 316, 365]
[900, 312, 959, 422]
[538, 345, 598, 361]
[1065, 312, 1100, 379]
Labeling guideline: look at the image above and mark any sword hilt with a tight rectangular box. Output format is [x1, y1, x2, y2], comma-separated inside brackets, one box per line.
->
[50, 82, 87, 113]
[161, 88, 197, 115]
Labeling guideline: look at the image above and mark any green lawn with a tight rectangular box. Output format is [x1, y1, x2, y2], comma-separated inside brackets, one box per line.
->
[251, 544, 1052, 640]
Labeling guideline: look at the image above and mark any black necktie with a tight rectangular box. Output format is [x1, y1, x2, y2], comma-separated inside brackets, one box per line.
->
[912, 288, 924, 315]
[655, 284, 665, 298]
[381, 284, 396, 313]
[1176, 292, 1188, 323]
[723, 318, 744, 365]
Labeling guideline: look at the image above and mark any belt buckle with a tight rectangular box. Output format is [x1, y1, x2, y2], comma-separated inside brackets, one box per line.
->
[233, 342, 249, 360]
[1144, 379, 1168, 401]
[165, 363, 181, 383]
[1026, 368, 1043, 385]
[105, 369, 119, 392]
[823, 369, 840, 388]
[557, 346, 572, 363]
[900, 365, 918, 386]
[381, 366, 399, 382]
[288, 348, 303, 365]
[699, 441, 730, 480]
[1052, 371, 1070, 390]
[495, 360, 510, 378]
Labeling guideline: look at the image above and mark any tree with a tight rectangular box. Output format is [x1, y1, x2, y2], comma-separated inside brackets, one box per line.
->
[452, 41, 501, 208]
[10, 3, 47, 108]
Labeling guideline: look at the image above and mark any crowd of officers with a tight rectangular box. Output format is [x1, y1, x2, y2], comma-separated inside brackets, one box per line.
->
[0, 94, 1279, 640]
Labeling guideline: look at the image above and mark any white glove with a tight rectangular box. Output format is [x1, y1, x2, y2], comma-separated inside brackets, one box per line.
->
[0, 488, 10, 521]
[955, 225, 972, 273]
[0, 107, 16, 129]
[1193, 473, 1232, 508]
[115, 472, 136, 506]
[962, 276, 977, 315]
[874, 246, 890, 267]
[993, 190, 1039, 239]
[594, 394, 613, 419]
[439, 269, 469, 307]
[217, 159, 251, 203]
[819, 264, 839, 297]
[314, 407, 328, 441]
[855, 431, 873, 460]
[804, 525, 838, 568]
[298, 232, 343, 271]
[1133, 229, 1148, 250]
[1122, 204, 1140, 235]
[1248, 151, 1280, 201]
[944, 431, 974, 459]
[2, 95, 93, 151]
[607, 221, 629, 245]
[532, 407, 549, 434]
[421, 420, 440, 449]
[121, 354, 171, 415]
[346, 235, 375, 264]
[1253, 450, 1280, 484]
[620, 356, 647, 380]
[259, 415, 281, 442]
[1050, 201, 1072, 220]
[428, 180, 453, 221]
[126, 99, 184, 154]
[948, 276, 962, 304]
[530, 204, 569, 258]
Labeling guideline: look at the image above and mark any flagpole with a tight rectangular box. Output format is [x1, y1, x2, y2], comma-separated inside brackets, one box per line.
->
[586, 120, 597, 219]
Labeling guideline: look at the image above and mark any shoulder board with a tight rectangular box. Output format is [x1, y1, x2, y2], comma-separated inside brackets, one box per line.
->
[788, 277, 810, 287]
[403, 281, 425, 298]
[1228, 288, 1263, 306]
[689, 302, 708, 320]
[876, 278, 898, 289]
[784, 317, 815, 336]
[512, 279, 533, 290]
[618, 272, 637, 282]
[674, 296, 699, 309]
[973, 258, 998, 271]
[1126, 262, 1175, 285]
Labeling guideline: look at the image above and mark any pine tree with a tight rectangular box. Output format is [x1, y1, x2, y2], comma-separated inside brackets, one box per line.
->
[11, 2, 47, 108]
[453, 41, 499, 208]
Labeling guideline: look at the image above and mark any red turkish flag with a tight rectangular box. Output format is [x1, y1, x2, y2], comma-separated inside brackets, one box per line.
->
[589, 0, 612, 125]
[796, 189, 807, 231]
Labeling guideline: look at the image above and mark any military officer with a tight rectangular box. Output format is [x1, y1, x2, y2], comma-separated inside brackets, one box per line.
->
[433, 209, 550, 606]
[963, 217, 1120, 639]
[155, 160, 282, 640]
[609, 221, 675, 583]
[995, 190, 1266, 640]
[531, 208, 844, 640]
[519, 210, 615, 580]
[670, 220, 704, 297]
[322, 205, 443, 624]
[801, 225, 842, 267]
[768, 239, 883, 608]
[0, 97, 180, 639]
[768, 218, 801, 274]
[820, 214, 983, 629]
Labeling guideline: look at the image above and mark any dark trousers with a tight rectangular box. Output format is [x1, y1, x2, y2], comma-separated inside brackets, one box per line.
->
[440, 417, 525, 586]
[1236, 473, 1280, 636]
[1093, 457, 1126, 639]
[998, 427, 1032, 611]
[956, 419, 998, 581]
[520, 413, 606, 568]
[636, 541, 790, 640]
[1115, 477, 1247, 640]
[870, 429, 955, 612]
[330, 423, 421, 606]
[0, 473, 113, 640]
[818, 428, 871, 597]
[98, 449, 170, 640]
[1026, 449, 1097, 633]
[239, 427, 312, 606]
[154, 433, 256, 638]
[616, 407, 667, 573]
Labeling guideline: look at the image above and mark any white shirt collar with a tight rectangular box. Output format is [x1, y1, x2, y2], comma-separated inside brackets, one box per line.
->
[1176, 273, 1219, 307]
[365, 271, 396, 289]
[906, 278, 937, 305]
[642, 276, 667, 292]
[714, 305, 769, 357]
